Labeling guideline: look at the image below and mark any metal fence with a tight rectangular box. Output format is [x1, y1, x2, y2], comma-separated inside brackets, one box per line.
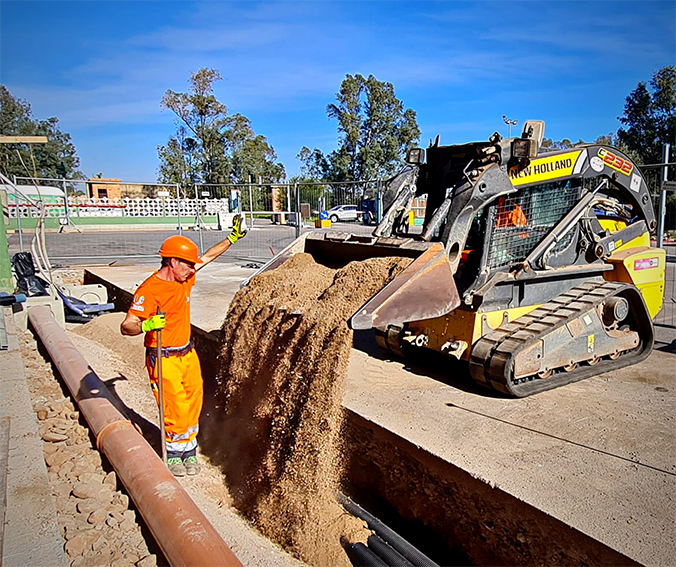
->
[4, 177, 388, 266]
[639, 155, 675, 328]
[4, 162, 675, 327]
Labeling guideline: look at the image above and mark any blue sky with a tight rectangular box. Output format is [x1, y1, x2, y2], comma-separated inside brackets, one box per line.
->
[1, 1, 674, 182]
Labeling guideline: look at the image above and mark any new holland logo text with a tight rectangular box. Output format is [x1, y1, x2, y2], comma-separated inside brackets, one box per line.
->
[598, 148, 633, 176]
[509, 150, 581, 186]
[510, 158, 572, 180]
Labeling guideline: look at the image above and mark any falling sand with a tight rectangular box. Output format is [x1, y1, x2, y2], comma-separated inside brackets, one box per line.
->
[216, 252, 412, 566]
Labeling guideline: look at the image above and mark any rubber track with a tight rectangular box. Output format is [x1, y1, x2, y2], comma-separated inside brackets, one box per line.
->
[469, 281, 652, 397]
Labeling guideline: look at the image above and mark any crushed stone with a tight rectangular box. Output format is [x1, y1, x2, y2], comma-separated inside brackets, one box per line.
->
[19, 332, 160, 567]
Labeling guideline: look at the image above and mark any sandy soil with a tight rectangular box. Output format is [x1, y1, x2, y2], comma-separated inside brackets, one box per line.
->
[216, 253, 412, 566]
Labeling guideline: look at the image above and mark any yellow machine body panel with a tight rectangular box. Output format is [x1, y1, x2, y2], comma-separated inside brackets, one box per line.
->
[603, 246, 666, 318]
[407, 303, 541, 361]
[598, 218, 627, 233]
[597, 219, 652, 250]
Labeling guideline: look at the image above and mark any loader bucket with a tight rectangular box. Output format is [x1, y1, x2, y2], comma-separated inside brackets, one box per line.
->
[242, 232, 461, 331]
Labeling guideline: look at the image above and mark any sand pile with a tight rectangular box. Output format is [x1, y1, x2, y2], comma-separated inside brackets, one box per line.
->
[216, 252, 412, 566]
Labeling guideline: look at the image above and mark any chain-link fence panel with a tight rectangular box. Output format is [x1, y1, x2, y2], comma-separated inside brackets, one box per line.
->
[292, 180, 380, 240]
[641, 162, 675, 327]
[5, 176, 422, 268]
[191, 183, 296, 263]
[8, 177, 188, 262]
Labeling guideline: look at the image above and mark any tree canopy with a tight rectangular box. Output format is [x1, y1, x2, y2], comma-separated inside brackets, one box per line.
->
[326, 74, 420, 181]
[0, 86, 82, 182]
[294, 74, 420, 184]
[617, 66, 675, 165]
[541, 133, 616, 151]
[158, 68, 285, 193]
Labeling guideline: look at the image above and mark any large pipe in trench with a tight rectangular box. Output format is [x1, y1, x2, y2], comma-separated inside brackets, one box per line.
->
[28, 305, 242, 567]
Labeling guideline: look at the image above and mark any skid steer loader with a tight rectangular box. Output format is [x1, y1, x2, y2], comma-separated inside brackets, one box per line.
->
[246, 121, 665, 396]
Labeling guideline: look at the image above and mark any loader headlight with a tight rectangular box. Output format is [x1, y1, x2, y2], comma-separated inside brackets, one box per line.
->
[511, 138, 538, 159]
[405, 147, 425, 164]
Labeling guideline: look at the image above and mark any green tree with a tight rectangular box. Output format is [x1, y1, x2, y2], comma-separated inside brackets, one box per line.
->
[157, 126, 201, 196]
[324, 74, 420, 182]
[541, 138, 576, 150]
[541, 134, 617, 151]
[296, 146, 329, 181]
[617, 66, 676, 165]
[0, 86, 82, 182]
[159, 68, 285, 190]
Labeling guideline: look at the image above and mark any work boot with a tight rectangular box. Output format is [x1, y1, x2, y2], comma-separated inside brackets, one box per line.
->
[183, 455, 201, 476]
[167, 457, 186, 477]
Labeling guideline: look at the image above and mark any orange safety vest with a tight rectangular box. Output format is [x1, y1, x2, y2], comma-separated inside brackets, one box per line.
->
[496, 197, 528, 228]
[128, 272, 196, 348]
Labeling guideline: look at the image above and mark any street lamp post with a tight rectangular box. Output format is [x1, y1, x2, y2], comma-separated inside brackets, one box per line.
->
[502, 116, 518, 139]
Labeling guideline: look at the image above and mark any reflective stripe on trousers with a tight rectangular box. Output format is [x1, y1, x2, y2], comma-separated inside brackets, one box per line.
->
[146, 348, 203, 455]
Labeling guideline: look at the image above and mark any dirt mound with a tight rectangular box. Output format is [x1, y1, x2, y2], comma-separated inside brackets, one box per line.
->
[72, 312, 146, 364]
[217, 252, 412, 566]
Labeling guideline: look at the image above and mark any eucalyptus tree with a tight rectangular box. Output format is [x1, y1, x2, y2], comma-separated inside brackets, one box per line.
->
[158, 68, 285, 191]
[325, 74, 420, 182]
[617, 66, 676, 165]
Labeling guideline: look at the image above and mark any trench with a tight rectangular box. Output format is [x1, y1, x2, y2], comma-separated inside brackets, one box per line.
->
[85, 269, 638, 567]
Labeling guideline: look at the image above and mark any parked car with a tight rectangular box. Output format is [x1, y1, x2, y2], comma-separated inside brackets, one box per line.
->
[327, 204, 361, 222]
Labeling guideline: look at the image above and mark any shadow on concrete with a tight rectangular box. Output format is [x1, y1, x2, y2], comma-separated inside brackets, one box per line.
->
[352, 329, 507, 398]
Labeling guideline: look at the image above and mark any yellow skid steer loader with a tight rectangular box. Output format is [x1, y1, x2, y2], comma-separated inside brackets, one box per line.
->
[246, 121, 665, 396]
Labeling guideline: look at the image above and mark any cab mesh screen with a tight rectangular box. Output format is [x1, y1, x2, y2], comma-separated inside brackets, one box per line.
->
[486, 180, 579, 269]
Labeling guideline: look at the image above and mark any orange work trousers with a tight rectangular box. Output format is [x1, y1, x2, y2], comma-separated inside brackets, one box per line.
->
[146, 348, 203, 455]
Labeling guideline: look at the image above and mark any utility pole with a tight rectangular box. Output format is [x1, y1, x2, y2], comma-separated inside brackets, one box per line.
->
[502, 116, 518, 139]
[656, 143, 671, 249]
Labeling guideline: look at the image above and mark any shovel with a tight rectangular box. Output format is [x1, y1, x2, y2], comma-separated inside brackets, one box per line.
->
[156, 308, 167, 464]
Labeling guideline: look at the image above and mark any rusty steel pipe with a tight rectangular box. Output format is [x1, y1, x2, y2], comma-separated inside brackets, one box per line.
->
[28, 305, 242, 567]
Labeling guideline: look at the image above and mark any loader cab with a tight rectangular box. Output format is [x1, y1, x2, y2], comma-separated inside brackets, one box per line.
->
[453, 176, 586, 296]
[448, 168, 652, 310]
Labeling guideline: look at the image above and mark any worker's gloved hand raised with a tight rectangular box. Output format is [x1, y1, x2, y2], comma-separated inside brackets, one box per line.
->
[227, 214, 248, 244]
[142, 314, 166, 333]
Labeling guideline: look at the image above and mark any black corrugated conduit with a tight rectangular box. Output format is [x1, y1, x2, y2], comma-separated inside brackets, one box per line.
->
[367, 534, 416, 567]
[338, 492, 440, 567]
[342, 538, 389, 567]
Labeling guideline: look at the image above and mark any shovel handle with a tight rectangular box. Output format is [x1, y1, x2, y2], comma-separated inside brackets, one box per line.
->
[155, 307, 167, 464]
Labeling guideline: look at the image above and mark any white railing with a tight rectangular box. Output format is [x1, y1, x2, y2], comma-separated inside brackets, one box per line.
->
[7, 197, 233, 219]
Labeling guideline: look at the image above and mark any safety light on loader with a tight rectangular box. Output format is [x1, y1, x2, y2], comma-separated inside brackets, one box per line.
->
[511, 138, 538, 159]
[405, 148, 425, 165]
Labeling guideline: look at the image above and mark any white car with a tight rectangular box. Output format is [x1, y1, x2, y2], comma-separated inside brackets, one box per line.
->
[327, 204, 360, 222]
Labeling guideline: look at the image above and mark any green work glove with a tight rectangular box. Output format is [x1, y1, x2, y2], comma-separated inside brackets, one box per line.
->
[142, 314, 165, 333]
[227, 214, 247, 244]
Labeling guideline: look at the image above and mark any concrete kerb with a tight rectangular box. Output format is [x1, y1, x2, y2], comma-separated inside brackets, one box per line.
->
[0, 307, 68, 567]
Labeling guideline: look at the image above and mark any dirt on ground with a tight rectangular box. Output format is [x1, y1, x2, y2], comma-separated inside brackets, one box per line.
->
[19, 332, 159, 567]
[67, 314, 303, 567]
[216, 252, 412, 567]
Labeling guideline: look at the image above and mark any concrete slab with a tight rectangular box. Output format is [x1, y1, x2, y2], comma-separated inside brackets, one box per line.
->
[83, 264, 676, 566]
[344, 333, 675, 566]
[0, 308, 68, 567]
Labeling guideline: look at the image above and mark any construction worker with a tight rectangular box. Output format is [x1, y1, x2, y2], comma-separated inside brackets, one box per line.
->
[120, 215, 247, 476]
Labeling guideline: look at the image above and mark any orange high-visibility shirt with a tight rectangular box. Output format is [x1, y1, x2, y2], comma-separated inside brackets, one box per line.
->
[128, 272, 196, 348]
[496, 197, 528, 228]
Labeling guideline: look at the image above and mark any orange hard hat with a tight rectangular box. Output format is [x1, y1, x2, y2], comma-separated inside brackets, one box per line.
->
[159, 235, 199, 264]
